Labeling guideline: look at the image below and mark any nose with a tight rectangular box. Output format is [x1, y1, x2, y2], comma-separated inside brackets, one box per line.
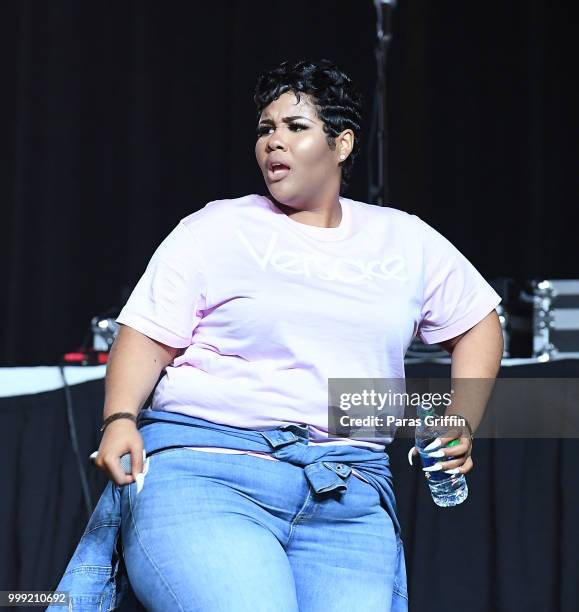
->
[265, 127, 288, 153]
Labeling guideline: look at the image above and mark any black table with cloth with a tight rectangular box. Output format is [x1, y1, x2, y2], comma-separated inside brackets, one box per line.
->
[0, 360, 577, 612]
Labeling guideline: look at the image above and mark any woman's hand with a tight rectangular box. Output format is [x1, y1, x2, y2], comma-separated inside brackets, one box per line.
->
[95, 324, 178, 486]
[408, 430, 474, 475]
[94, 419, 145, 486]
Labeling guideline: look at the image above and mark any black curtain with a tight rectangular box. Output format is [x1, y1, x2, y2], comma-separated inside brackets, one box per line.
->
[1, 1, 577, 366]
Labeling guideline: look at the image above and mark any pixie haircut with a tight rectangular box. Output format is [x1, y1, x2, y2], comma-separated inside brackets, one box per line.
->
[254, 59, 363, 192]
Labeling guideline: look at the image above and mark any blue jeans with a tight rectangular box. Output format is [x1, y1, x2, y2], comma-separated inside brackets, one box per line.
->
[119, 445, 407, 611]
[49, 410, 407, 611]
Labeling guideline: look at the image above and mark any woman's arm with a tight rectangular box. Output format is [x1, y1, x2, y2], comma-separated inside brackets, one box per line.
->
[95, 324, 179, 484]
[412, 310, 504, 475]
[103, 324, 179, 421]
[439, 309, 503, 377]
[440, 309, 503, 429]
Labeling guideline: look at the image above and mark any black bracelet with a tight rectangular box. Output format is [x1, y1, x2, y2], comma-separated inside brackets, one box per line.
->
[100, 412, 137, 433]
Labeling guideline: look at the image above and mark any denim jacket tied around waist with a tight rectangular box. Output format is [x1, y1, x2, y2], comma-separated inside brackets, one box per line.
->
[48, 408, 406, 611]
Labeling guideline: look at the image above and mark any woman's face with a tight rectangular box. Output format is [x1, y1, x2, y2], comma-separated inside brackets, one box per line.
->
[255, 91, 351, 210]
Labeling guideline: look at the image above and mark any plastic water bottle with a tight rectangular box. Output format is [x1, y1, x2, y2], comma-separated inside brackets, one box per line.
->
[415, 405, 468, 507]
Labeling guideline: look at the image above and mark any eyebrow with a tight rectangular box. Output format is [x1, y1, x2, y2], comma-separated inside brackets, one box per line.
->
[258, 115, 314, 125]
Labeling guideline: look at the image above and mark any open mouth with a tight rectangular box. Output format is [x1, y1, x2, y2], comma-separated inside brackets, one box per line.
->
[267, 163, 291, 181]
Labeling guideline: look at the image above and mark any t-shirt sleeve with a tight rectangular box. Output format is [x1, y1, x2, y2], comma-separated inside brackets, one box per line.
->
[116, 221, 207, 348]
[414, 216, 501, 345]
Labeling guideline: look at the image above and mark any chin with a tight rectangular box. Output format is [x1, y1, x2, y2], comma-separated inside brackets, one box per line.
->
[266, 183, 296, 206]
[268, 192, 302, 212]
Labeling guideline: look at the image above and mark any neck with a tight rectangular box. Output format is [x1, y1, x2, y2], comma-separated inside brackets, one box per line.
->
[272, 196, 342, 228]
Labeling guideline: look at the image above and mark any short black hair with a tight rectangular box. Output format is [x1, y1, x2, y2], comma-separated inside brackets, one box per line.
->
[254, 59, 363, 192]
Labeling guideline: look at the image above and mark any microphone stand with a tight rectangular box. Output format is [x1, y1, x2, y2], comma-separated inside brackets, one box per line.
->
[367, 0, 396, 206]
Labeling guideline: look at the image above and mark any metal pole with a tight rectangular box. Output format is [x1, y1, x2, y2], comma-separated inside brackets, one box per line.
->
[367, 0, 396, 206]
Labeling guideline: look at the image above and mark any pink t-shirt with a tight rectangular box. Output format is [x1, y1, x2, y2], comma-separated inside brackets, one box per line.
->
[117, 194, 501, 449]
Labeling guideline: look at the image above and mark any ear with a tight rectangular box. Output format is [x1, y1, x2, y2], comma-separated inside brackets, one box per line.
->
[336, 129, 354, 162]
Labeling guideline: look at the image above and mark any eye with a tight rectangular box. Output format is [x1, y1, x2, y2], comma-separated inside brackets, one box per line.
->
[256, 123, 309, 138]
[256, 125, 273, 137]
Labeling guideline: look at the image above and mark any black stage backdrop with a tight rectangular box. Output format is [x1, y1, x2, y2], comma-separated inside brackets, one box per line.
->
[1, 1, 578, 366]
[1, 361, 578, 612]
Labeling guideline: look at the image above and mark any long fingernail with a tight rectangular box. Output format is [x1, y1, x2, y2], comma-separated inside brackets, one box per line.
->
[424, 439, 442, 452]
[135, 473, 145, 494]
[427, 450, 445, 458]
[423, 463, 443, 472]
[407, 447, 415, 466]
[444, 468, 461, 474]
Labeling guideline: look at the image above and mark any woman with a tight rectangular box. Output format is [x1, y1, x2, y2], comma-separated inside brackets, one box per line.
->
[65, 59, 503, 612]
